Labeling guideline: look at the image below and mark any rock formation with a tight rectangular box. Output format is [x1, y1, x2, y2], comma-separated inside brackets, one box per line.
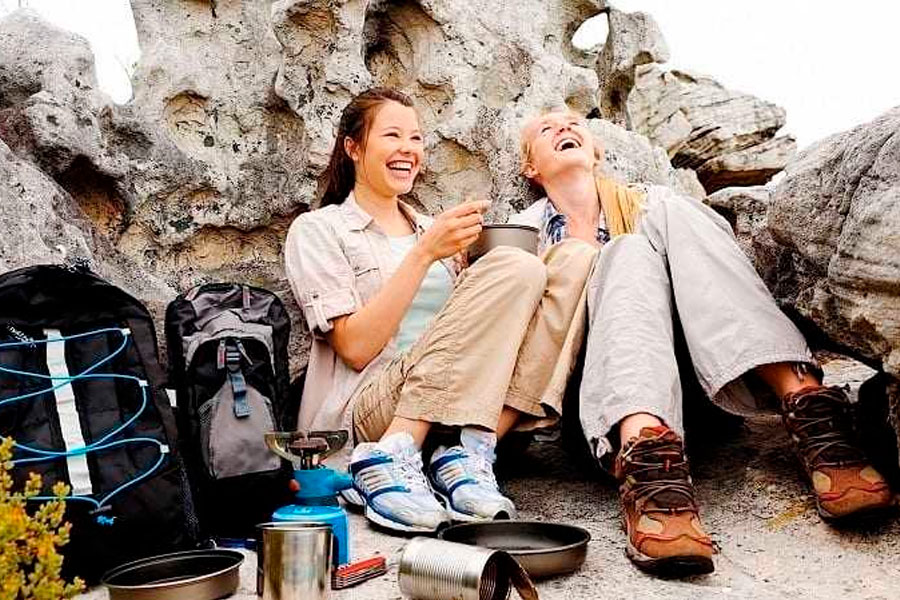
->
[1, 3, 896, 444]
[711, 108, 900, 382]
[0, 2, 704, 373]
[710, 107, 900, 464]
[768, 107, 900, 377]
[595, 8, 668, 127]
[628, 65, 796, 193]
[591, 7, 795, 194]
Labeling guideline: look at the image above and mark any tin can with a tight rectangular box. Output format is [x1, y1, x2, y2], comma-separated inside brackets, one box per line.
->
[257, 522, 332, 600]
[398, 537, 538, 600]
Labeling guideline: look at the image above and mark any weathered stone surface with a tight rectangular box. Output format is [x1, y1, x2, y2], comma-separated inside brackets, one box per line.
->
[628, 64, 794, 192]
[706, 185, 786, 287]
[0, 136, 174, 319]
[697, 134, 796, 193]
[595, 8, 669, 127]
[0, 10, 99, 108]
[767, 106, 900, 377]
[0, 3, 614, 374]
[710, 110, 900, 473]
[2, 3, 719, 373]
[674, 167, 706, 201]
[588, 117, 694, 195]
[0, 137, 93, 269]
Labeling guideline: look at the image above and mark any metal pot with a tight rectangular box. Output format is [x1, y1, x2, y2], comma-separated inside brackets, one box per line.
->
[468, 224, 539, 263]
[101, 549, 243, 600]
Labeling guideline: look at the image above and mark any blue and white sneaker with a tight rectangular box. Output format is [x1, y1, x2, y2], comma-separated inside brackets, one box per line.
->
[428, 429, 517, 522]
[349, 432, 449, 533]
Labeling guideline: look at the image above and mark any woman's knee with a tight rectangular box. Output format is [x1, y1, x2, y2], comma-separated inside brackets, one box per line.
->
[595, 234, 656, 271]
[588, 234, 660, 292]
[475, 246, 548, 294]
[545, 237, 598, 263]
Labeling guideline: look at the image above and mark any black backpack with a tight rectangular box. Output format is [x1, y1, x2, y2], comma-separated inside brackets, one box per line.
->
[165, 283, 295, 539]
[0, 265, 198, 584]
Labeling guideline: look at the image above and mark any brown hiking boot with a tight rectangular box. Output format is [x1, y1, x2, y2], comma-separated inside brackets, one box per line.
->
[615, 426, 714, 577]
[782, 385, 894, 520]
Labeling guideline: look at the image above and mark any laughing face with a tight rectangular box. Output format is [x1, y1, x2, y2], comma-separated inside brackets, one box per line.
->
[521, 111, 597, 186]
[346, 100, 424, 199]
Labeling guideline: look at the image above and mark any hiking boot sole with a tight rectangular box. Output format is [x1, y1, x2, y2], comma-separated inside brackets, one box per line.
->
[817, 497, 896, 524]
[625, 539, 714, 578]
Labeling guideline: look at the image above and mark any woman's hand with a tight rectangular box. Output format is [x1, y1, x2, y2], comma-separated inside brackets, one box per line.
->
[415, 200, 490, 262]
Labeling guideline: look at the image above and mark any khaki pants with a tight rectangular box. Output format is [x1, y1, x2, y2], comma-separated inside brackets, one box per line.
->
[352, 240, 598, 443]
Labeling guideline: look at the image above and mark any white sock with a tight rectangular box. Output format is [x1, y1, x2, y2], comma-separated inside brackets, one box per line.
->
[460, 427, 497, 462]
[351, 431, 417, 462]
[377, 431, 417, 456]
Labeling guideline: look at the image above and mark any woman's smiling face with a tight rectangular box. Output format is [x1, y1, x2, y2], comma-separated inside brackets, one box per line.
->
[346, 100, 424, 198]
[521, 111, 597, 185]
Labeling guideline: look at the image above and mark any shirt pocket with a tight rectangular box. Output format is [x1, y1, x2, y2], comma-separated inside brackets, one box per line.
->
[343, 234, 383, 303]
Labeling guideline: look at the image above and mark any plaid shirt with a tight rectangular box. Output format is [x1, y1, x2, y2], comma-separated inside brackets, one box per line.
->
[542, 201, 611, 249]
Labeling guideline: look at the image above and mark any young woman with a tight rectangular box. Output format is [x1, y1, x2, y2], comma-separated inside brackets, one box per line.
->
[513, 109, 894, 576]
[284, 89, 598, 533]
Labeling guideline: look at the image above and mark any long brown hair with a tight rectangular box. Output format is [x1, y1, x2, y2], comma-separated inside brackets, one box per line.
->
[319, 88, 416, 207]
[519, 109, 644, 237]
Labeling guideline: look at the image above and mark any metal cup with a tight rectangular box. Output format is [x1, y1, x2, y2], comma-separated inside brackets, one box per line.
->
[467, 224, 540, 264]
[257, 522, 332, 600]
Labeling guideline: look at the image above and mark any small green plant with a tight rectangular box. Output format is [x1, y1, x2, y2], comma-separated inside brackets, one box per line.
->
[0, 437, 84, 600]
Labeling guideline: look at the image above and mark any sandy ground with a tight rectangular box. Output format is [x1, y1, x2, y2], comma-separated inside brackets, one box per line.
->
[80, 358, 900, 600]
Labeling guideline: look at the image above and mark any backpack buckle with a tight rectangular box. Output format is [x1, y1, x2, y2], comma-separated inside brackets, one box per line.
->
[220, 339, 251, 419]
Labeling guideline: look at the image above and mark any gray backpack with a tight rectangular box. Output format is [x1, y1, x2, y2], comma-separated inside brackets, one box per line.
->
[165, 283, 295, 538]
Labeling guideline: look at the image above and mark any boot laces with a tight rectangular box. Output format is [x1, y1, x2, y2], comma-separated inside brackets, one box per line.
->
[620, 436, 697, 512]
[784, 388, 865, 468]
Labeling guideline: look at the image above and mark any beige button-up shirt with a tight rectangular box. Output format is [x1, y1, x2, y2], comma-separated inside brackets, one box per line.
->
[284, 192, 458, 438]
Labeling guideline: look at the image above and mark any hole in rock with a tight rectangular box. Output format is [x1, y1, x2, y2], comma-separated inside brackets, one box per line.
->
[363, 0, 453, 123]
[572, 12, 609, 51]
[57, 156, 127, 241]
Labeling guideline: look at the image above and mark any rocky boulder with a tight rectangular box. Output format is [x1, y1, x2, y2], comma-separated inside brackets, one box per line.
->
[595, 7, 669, 127]
[628, 65, 796, 194]
[0, 4, 705, 374]
[709, 107, 900, 467]
[767, 106, 900, 377]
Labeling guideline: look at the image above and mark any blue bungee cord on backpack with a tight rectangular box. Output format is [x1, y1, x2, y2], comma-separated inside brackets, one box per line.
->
[0, 327, 168, 525]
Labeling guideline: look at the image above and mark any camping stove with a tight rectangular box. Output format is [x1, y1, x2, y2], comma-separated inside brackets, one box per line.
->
[265, 430, 353, 565]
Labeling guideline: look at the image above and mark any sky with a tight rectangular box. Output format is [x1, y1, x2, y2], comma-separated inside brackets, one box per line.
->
[574, 1, 900, 148]
[1, 0, 897, 149]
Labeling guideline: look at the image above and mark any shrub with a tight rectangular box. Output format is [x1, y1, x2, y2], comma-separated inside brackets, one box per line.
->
[0, 437, 84, 600]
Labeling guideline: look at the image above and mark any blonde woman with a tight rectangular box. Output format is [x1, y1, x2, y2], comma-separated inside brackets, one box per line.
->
[512, 109, 893, 576]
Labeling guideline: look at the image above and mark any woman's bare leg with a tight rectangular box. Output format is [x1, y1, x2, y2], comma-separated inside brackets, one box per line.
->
[619, 412, 666, 444]
[495, 407, 523, 439]
[755, 362, 820, 399]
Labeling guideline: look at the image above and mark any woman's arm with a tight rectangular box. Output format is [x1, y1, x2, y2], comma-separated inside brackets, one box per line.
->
[328, 200, 487, 371]
[327, 245, 432, 370]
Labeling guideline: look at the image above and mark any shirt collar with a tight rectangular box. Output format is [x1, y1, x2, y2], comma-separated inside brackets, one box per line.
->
[539, 198, 611, 248]
[342, 191, 428, 234]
